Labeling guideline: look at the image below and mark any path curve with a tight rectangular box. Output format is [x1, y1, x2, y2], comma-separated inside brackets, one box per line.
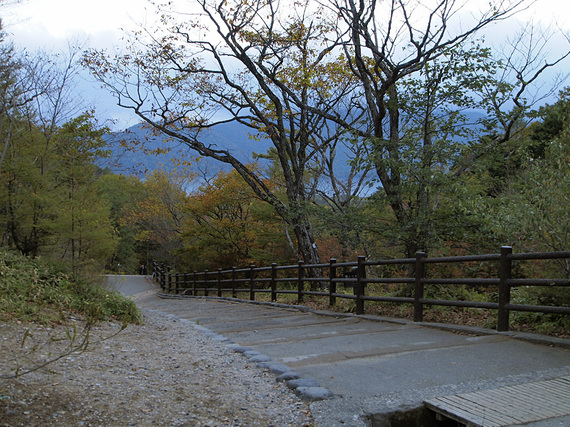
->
[104, 275, 570, 426]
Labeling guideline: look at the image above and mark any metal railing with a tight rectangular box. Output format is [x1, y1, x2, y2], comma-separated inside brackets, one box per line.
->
[152, 246, 570, 332]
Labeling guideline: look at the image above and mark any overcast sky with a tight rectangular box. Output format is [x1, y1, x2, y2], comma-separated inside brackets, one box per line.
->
[2, 0, 569, 129]
[4, 0, 150, 48]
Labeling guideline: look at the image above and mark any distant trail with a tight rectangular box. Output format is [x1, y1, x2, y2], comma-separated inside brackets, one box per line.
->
[103, 275, 156, 296]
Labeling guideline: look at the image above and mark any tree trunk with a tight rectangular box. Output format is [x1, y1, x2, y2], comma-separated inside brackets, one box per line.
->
[292, 218, 324, 290]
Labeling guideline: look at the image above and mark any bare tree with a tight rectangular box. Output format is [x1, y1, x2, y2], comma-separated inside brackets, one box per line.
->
[0, 25, 39, 173]
[314, 0, 569, 258]
[476, 22, 570, 143]
[315, 127, 373, 259]
[83, 0, 361, 267]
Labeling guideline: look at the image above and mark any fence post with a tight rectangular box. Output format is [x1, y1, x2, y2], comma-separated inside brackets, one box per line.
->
[297, 261, 304, 303]
[204, 270, 209, 296]
[217, 268, 222, 297]
[160, 264, 166, 291]
[498, 246, 513, 332]
[152, 261, 158, 282]
[271, 263, 277, 302]
[193, 271, 197, 296]
[175, 273, 180, 294]
[249, 265, 256, 301]
[167, 271, 172, 293]
[329, 258, 337, 306]
[232, 267, 237, 299]
[155, 263, 161, 288]
[183, 272, 188, 294]
[355, 256, 366, 315]
[414, 252, 427, 322]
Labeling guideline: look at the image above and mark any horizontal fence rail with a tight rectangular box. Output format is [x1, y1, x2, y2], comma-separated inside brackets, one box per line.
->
[152, 246, 570, 332]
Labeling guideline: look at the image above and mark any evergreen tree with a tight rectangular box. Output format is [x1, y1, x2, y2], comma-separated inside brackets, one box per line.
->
[43, 114, 116, 275]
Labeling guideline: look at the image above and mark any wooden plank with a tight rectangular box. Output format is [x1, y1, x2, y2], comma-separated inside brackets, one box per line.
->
[489, 383, 569, 418]
[430, 395, 515, 426]
[424, 376, 570, 427]
[510, 386, 570, 413]
[456, 393, 530, 425]
[525, 381, 570, 398]
[445, 396, 517, 426]
[424, 398, 496, 427]
[508, 378, 568, 395]
[479, 377, 570, 412]
[501, 384, 569, 416]
[520, 380, 570, 401]
[518, 382, 570, 404]
[439, 397, 503, 425]
[482, 387, 561, 415]
[454, 392, 529, 424]
[426, 380, 569, 425]
[530, 377, 570, 397]
[480, 389, 560, 420]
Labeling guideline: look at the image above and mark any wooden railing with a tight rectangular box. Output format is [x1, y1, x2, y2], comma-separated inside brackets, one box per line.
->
[152, 246, 570, 332]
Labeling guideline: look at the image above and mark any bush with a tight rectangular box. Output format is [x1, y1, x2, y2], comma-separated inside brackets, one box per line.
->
[0, 249, 141, 324]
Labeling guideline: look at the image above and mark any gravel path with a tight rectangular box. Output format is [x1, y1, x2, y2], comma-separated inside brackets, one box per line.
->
[0, 310, 312, 426]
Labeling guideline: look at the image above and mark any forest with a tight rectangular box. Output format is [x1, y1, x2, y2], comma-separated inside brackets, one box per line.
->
[1, 0, 569, 292]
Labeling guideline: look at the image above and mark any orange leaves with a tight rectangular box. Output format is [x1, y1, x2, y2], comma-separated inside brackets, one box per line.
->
[121, 170, 190, 248]
[182, 167, 285, 269]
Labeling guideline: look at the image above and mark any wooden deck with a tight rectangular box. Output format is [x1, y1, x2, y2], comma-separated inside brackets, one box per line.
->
[424, 376, 570, 426]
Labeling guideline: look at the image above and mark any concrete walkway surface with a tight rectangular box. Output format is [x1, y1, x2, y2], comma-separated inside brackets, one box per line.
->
[106, 275, 570, 426]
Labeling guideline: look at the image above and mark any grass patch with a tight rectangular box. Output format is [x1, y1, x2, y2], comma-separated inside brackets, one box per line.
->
[0, 249, 141, 325]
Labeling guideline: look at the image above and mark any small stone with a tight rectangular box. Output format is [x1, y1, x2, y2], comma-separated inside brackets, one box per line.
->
[295, 386, 334, 402]
[243, 350, 262, 358]
[228, 345, 252, 353]
[268, 363, 291, 375]
[257, 361, 273, 369]
[276, 371, 300, 382]
[286, 378, 319, 389]
[249, 354, 271, 362]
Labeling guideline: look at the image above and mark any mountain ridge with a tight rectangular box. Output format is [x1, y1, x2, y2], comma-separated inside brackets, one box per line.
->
[101, 121, 273, 176]
[100, 111, 486, 179]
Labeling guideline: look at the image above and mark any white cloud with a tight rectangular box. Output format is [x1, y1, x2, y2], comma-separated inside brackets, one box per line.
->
[6, 0, 569, 48]
[18, 0, 102, 37]
[3, 0, 568, 129]
[5, 0, 152, 49]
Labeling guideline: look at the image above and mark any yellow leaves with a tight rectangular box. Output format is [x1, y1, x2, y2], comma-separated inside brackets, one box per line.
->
[120, 169, 191, 245]
[181, 166, 283, 269]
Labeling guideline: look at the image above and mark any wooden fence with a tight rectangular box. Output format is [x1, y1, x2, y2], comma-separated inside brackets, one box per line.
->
[152, 246, 570, 332]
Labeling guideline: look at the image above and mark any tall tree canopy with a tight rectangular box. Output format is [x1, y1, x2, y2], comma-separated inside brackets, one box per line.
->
[0, 27, 119, 274]
[84, 0, 362, 266]
[84, 0, 569, 264]
[318, 0, 569, 257]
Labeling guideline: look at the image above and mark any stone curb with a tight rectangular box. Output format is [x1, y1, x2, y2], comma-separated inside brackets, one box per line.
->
[295, 386, 335, 402]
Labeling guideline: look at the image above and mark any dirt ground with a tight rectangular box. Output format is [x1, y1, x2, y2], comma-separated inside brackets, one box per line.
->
[0, 311, 312, 426]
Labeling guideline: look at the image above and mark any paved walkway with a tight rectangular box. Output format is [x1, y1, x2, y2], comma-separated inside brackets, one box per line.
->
[106, 275, 570, 426]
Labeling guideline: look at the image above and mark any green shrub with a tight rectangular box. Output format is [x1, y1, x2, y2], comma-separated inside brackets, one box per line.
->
[0, 249, 141, 324]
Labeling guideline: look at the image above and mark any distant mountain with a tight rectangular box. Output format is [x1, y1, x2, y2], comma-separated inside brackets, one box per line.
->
[100, 110, 487, 179]
[100, 122, 273, 177]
